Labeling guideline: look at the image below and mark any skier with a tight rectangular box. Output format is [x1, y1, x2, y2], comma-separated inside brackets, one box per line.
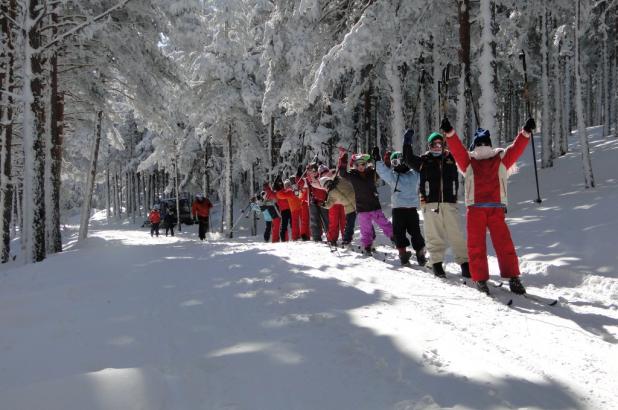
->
[276, 178, 303, 240]
[261, 186, 282, 242]
[301, 163, 331, 242]
[149, 205, 161, 237]
[441, 117, 535, 295]
[250, 192, 279, 242]
[263, 178, 290, 242]
[319, 171, 357, 247]
[374, 143, 427, 266]
[164, 207, 176, 237]
[191, 193, 213, 241]
[404, 129, 470, 278]
[338, 148, 393, 255]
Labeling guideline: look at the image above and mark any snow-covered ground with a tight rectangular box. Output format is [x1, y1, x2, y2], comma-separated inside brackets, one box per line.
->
[1, 129, 617, 410]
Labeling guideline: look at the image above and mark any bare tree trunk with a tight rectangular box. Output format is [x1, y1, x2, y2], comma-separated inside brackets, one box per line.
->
[457, 0, 472, 144]
[575, 0, 595, 189]
[602, 35, 611, 138]
[562, 57, 572, 154]
[21, 0, 48, 263]
[106, 156, 111, 223]
[48, 27, 63, 253]
[78, 111, 103, 241]
[479, 0, 498, 141]
[0, 0, 16, 262]
[540, 8, 553, 168]
[226, 125, 233, 238]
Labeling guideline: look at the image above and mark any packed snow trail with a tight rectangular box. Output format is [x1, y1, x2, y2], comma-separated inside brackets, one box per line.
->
[1, 224, 617, 410]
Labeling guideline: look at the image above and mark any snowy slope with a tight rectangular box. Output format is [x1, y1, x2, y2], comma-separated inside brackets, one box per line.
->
[1, 130, 617, 410]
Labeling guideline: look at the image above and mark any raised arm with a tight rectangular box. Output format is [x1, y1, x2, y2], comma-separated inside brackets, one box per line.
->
[441, 118, 470, 172]
[401, 129, 422, 171]
[502, 119, 535, 169]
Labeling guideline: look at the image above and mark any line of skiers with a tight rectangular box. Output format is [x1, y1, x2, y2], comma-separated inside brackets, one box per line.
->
[252, 116, 536, 296]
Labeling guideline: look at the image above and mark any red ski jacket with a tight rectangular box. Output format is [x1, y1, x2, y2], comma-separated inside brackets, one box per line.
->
[446, 130, 530, 207]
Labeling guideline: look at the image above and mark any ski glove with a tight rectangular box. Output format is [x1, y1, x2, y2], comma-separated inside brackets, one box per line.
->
[371, 146, 380, 162]
[403, 129, 415, 146]
[523, 118, 536, 134]
[440, 117, 453, 134]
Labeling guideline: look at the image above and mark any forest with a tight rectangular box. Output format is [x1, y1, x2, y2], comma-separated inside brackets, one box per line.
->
[1, 0, 617, 264]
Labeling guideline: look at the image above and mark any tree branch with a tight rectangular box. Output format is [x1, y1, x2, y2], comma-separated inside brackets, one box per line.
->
[38, 0, 132, 53]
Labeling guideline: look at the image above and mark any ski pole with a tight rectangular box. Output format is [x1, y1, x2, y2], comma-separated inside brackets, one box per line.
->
[519, 50, 543, 204]
[230, 203, 252, 233]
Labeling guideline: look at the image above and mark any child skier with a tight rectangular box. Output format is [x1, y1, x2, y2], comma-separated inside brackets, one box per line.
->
[338, 148, 393, 255]
[319, 171, 357, 247]
[441, 117, 535, 295]
[149, 205, 161, 237]
[250, 192, 280, 242]
[263, 178, 290, 242]
[374, 143, 427, 266]
[276, 179, 303, 240]
[403, 129, 470, 278]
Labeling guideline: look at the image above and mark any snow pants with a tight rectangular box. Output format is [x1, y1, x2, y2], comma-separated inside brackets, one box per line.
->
[392, 207, 425, 251]
[279, 209, 292, 242]
[165, 223, 175, 237]
[300, 203, 310, 240]
[290, 208, 301, 240]
[309, 202, 329, 241]
[150, 223, 160, 237]
[271, 217, 281, 243]
[423, 202, 468, 265]
[358, 209, 393, 249]
[197, 216, 209, 240]
[263, 221, 272, 242]
[327, 204, 346, 242]
[342, 211, 356, 244]
[466, 206, 521, 282]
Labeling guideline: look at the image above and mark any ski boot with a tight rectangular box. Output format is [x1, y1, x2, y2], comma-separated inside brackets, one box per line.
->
[508, 277, 526, 295]
[415, 248, 427, 267]
[328, 240, 338, 247]
[476, 280, 490, 295]
[432, 262, 447, 278]
[363, 246, 373, 256]
[460, 262, 471, 278]
[399, 250, 412, 266]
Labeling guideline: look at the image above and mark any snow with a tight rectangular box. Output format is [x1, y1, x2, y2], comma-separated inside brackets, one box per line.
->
[1, 129, 618, 409]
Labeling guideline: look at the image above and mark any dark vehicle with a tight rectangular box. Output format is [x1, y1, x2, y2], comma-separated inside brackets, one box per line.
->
[160, 194, 194, 225]
[142, 193, 195, 228]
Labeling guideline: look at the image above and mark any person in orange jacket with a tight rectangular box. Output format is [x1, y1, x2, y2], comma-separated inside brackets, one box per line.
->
[276, 178, 303, 240]
[191, 193, 213, 241]
[148, 204, 162, 237]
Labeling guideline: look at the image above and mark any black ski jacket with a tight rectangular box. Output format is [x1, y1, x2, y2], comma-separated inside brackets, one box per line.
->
[339, 165, 382, 212]
[418, 151, 459, 204]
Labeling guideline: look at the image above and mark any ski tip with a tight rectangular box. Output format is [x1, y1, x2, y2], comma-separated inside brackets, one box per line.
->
[548, 300, 558, 306]
[506, 299, 513, 306]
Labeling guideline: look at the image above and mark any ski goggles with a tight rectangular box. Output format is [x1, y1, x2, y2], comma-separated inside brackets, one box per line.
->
[391, 157, 403, 167]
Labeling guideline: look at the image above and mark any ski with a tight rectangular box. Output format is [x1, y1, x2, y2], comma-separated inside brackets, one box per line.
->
[489, 280, 558, 306]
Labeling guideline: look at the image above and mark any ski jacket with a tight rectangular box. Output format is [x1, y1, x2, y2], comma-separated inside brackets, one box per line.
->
[163, 212, 176, 225]
[263, 183, 290, 211]
[338, 161, 381, 213]
[300, 174, 328, 205]
[375, 160, 420, 209]
[418, 150, 460, 204]
[446, 130, 530, 207]
[323, 176, 356, 214]
[191, 198, 213, 218]
[275, 188, 302, 212]
[149, 210, 161, 224]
